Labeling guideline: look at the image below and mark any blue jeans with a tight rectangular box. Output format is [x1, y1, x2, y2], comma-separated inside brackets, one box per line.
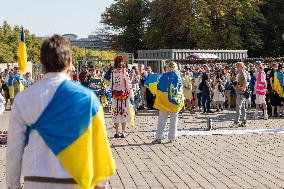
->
[202, 91, 211, 112]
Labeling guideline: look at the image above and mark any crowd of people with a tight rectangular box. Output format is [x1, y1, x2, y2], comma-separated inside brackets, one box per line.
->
[63, 57, 283, 143]
[179, 60, 284, 121]
[0, 66, 34, 114]
[2, 56, 284, 129]
[76, 59, 284, 117]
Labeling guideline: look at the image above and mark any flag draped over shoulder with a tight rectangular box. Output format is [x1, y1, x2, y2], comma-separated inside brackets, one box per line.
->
[144, 73, 162, 95]
[18, 28, 27, 74]
[26, 80, 116, 189]
[274, 71, 284, 97]
[154, 72, 184, 112]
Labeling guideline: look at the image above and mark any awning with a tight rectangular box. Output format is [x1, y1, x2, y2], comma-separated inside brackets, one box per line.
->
[186, 53, 220, 60]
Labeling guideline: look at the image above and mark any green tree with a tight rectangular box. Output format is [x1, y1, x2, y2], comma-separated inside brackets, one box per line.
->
[101, 0, 150, 53]
[0, 21, 42, 63]
[103, 0, 267, 57]
[260, 0, 284, 57]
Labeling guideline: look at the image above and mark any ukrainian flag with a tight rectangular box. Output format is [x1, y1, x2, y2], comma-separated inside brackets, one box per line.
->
[154, 72, 184, 112]
[26, 80, 116, 189]
[130, 98, 135, 127]
[144, 73, 162, 95]
[8, 75, 14, 99]
[18, 27, 27, 74]
[274, 71, 284, 97]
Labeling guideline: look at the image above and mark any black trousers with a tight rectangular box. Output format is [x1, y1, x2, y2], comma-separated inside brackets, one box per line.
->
[146, 88, 155, 109]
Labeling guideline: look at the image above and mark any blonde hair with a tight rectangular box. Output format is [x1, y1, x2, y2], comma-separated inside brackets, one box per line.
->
[236, 62, 245, 68]
[166, 61, 178, 72]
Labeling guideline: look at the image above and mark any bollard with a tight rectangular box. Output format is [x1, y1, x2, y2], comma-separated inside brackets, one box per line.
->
[207, 117, 213, 131]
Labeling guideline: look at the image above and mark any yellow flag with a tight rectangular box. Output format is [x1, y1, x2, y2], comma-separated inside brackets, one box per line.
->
[17, 27, 27, 74]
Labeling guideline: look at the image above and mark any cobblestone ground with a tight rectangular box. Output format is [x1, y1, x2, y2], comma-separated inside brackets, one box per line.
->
[1, 109, 284, 189]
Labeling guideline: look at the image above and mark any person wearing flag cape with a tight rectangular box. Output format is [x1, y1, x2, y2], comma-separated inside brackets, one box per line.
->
[7, 35, 116, 189]
[152, 61, 184, 144]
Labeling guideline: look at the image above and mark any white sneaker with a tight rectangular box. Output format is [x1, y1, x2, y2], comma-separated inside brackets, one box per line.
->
[253, 115, 259, 120]
[264, 115, 268, 120]
[230, 123, 239, 128]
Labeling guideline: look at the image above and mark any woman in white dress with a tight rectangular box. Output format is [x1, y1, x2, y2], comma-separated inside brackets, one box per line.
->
[213, 78, 225, 111]
[111, 56, 134, 138]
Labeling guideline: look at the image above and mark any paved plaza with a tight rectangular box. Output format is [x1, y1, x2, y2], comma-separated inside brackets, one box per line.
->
[1, 109, 284, 189]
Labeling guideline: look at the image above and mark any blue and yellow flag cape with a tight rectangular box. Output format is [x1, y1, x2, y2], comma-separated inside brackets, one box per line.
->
[144, 73, 162, 95]
[26, 80, 116, 189]
[274, 71, 284, 97]
[18, 27, 27, 74]
[154, 72, 184, 112]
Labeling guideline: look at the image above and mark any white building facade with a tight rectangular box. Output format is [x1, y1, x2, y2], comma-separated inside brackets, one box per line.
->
[63, 34, 110, 50]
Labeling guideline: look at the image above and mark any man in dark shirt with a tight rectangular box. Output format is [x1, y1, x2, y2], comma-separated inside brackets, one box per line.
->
[79, 64, 89, 87]
[201, 66, 213, 113]
[264, 61, 274, 115]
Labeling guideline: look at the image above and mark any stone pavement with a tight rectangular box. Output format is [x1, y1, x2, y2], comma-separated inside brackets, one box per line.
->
[1, 109, 284, 189]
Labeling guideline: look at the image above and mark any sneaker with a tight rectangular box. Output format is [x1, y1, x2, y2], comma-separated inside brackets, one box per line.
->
[230, 123, 239, 128]
[151, 139, 162, 144]
[240, 123, 247, 127]
[264, 115, 268, 120]
[114, 133, 120, 138]
[207, 110, 214, 113]
[253, 115, 259, 120]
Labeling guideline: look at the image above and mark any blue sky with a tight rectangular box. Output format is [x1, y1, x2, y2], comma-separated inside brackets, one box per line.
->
[0, 0, 114, 38]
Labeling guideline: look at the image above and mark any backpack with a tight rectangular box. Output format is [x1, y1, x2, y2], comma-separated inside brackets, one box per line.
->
[112, 69, 130, 100]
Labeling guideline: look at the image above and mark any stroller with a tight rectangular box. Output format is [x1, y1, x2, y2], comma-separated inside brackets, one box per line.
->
[88, 78, 108, 108]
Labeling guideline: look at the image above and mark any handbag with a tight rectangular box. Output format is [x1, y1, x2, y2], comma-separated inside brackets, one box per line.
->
[243, 88, 251, 99]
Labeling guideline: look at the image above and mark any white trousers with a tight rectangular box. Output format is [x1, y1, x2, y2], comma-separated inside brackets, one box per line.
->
[24, 182, 80, 189]
[156, 110, 178, 140]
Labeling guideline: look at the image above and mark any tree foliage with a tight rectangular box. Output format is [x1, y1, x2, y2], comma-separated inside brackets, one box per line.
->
[101, 0, 150, 53]
[102, 0, 284, 57]
[0, 21, 42, 63]
[0, 22, 116, 67]
[260, 0, 284, 57]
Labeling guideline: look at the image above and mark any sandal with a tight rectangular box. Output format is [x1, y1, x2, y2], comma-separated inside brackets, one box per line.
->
[114, 133, 120, 138]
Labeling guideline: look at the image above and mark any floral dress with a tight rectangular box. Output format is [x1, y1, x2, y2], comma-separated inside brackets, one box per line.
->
[111, 71, 134, 124]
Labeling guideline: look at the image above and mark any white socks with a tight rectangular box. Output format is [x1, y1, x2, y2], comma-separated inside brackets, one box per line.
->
[264, 110, 268, 117]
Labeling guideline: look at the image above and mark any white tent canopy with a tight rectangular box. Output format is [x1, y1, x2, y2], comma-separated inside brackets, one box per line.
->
[186, 53, 220, 60]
